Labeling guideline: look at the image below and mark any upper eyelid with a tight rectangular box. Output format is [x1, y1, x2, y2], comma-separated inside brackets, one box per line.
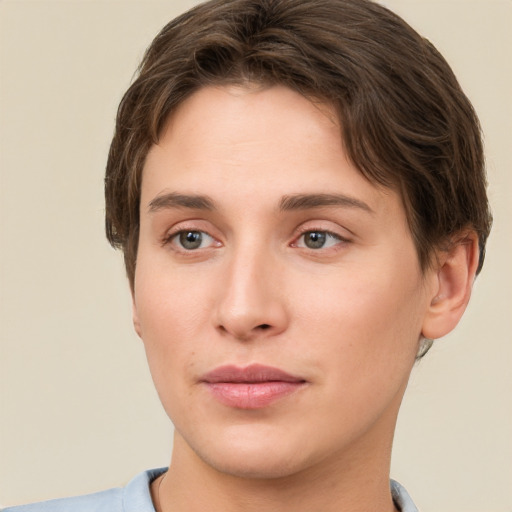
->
[159, 219, 353, 244]
[293, 223, 353, 240]
[164, 227, 214, 243]
[292, 230, 348, 246]
[162, 219, 218, 237]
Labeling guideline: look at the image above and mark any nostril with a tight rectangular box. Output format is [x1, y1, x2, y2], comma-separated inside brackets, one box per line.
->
[258, 324, 271, 330]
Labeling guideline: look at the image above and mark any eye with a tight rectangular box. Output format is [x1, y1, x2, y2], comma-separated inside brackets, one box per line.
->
[170, 230, 216, 250]
[296, 230, 343, 250]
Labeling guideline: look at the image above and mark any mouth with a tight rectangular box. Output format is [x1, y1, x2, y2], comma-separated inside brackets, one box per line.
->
[200, 364, 307, 410]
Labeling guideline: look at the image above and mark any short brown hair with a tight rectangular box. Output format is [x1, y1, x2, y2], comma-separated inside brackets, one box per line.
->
[105, 0, 492, 289]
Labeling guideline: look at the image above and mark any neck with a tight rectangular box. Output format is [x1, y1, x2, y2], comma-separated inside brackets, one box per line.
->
[154, 428, 398, 512]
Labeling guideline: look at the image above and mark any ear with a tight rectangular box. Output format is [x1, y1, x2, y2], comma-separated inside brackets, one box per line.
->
[131, 294, 143, 339]
[422, 231, 480, 340]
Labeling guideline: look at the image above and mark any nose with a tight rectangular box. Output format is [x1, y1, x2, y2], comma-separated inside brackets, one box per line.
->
[214, 246, 289, 341]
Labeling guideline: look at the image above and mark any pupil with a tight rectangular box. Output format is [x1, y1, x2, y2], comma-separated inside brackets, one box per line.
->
[180, 231, 202, 249]
[306, 231, 326, 249]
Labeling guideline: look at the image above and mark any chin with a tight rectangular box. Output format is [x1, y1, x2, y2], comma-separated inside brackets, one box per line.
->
[202, 449, 306, 480]
[186, 425, 314, 480]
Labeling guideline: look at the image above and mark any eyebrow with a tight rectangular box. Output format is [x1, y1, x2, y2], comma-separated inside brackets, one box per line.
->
[147, 191, 374, 215]
[279, 193, 374, 214]
[148, 192, 216, 212]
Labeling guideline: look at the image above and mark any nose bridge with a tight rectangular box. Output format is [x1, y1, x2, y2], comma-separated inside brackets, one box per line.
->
[216, 237, 287, 339]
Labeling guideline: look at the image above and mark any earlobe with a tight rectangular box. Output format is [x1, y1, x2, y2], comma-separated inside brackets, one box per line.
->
[422, 232, 480, 340]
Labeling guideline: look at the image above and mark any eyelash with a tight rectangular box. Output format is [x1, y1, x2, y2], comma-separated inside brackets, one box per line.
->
[163, 226, 350, 255]
[162, 227, 219, 252]
[292, 227, 350, 251]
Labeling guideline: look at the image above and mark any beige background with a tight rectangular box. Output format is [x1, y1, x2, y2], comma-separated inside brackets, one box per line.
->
[0, 0, 510, 510]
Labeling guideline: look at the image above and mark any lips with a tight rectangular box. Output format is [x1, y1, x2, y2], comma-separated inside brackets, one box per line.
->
[201, 364, 306, 409]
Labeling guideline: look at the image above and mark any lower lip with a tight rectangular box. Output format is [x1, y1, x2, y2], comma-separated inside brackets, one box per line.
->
[205, 381, 305, 409]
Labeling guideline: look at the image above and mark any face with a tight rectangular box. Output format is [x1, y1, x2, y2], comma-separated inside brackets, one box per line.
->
[134, 85, 437, 479]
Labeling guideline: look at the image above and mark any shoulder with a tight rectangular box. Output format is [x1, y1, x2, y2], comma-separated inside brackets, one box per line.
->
[391, 479, 419, 512]
[2, 468, 166, 512]
[2, 488, 122, 512]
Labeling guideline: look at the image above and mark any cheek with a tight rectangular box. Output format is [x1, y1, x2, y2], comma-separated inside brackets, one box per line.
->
[133, 283, 200, 425]
[290, 269, 425, 432]
[135, 253, 211, 334]
[133, 264, 207, 384]
[293, 260, 427, 372]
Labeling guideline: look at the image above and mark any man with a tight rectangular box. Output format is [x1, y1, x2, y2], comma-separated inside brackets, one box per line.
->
[4, 0, 491, 511]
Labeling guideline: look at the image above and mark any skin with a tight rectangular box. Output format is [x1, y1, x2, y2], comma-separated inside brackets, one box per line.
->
[133, 85, 479, 512]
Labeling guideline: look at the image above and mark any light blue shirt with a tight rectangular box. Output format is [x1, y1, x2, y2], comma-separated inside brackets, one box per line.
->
[3, 469, 418, 512]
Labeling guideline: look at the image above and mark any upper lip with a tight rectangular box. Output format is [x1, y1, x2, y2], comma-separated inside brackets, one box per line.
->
[201, 364, 305, 384]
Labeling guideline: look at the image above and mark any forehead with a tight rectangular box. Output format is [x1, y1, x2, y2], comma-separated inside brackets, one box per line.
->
[141, 85, 398, 219]
[150, 84, 340, 165]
